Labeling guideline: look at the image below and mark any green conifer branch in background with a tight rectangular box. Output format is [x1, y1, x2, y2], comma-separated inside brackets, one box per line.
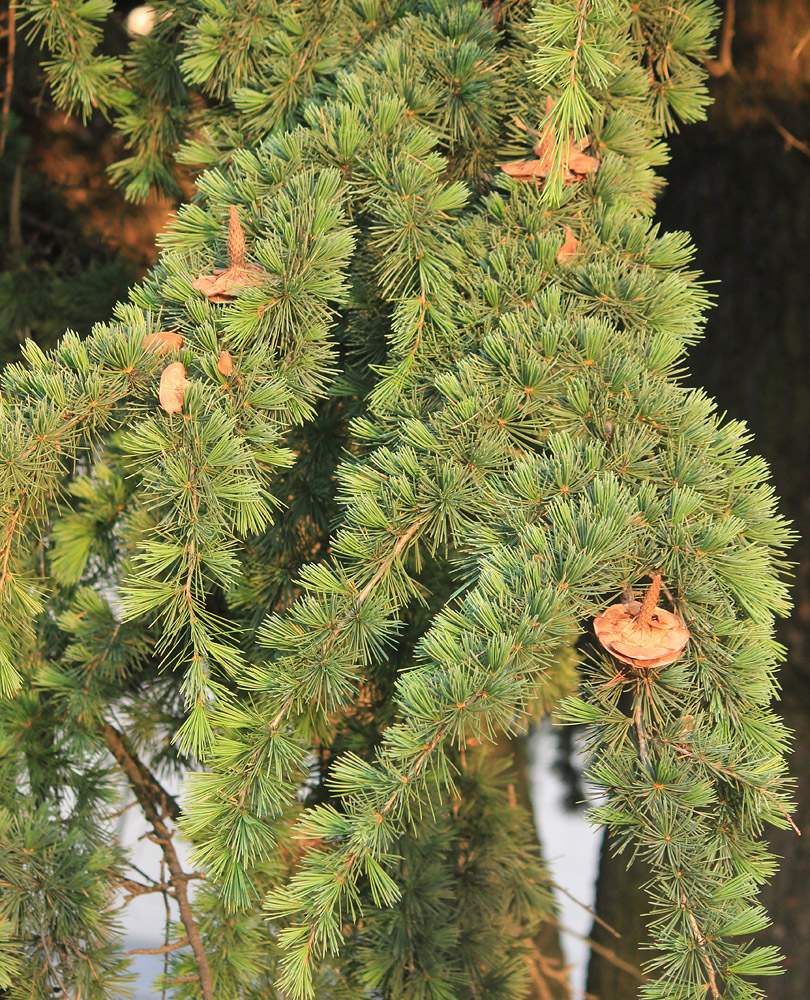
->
[19, 0, 125, 119]
[0, 2, 797, 999]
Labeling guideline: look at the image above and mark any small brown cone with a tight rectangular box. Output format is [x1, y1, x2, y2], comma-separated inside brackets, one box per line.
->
[593, 575, 690, 670]
[144, 330, 183, 355]
[217, 350, 234, 376]
[507, 101, 598, 185]
[556, 226, 579, 265]
[228, 206, 246, 269]
[566, 144, 600, 175]
[159, 362, 189, 414]
[192, 206, 263, 303]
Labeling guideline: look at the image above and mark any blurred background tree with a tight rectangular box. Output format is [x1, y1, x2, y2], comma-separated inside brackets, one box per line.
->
[0, 1, 175, 366]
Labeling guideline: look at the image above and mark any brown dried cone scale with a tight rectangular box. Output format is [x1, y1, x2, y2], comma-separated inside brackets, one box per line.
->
[501, 104, 600, 184]
[144, 330, 183, 355]
[142, 332, 184, 376]
[216, 350, 234, 376]
[556, 226, 579, 265]
[593, 575, 690, 670]
[159, 362, 189, 414]
[192, 207, 264, 303]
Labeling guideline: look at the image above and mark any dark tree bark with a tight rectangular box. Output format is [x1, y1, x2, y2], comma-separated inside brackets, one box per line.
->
[586, 837, 649, 997]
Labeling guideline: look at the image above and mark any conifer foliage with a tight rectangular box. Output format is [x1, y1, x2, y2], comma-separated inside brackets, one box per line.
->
[0, 2, 797, 999]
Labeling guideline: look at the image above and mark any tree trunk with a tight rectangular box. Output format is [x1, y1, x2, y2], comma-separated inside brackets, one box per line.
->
[586, 838, 649, 997]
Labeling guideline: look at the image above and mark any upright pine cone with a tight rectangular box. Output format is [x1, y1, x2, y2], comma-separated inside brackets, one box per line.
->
[593, 575, 690, 670]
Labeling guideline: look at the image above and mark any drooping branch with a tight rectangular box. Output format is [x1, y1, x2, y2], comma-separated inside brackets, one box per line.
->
[634, 698, 649, 766]
[237, 517, 428, 803]
[102, 723, 214, 1000]
[569, 0, 591, 86]
[102, 724, 180, 822]
[684, 896, 722, 999]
